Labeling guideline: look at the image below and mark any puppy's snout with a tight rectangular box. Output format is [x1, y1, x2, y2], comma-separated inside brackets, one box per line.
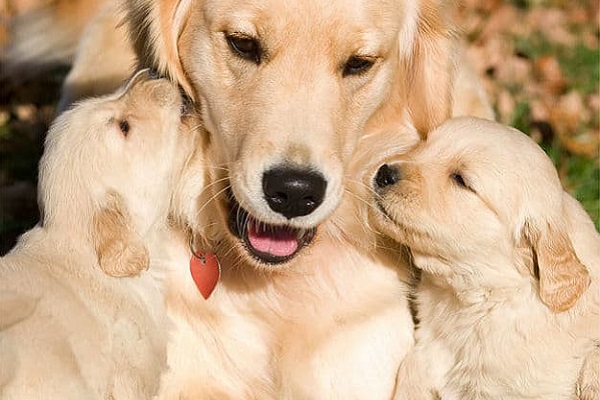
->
[374, 164, 400, 190]
[262, 167, 327, 219]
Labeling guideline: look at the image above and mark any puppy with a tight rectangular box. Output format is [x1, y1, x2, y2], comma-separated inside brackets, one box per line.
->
[371, 117, 599, 399]
[0, 70, 194, 399]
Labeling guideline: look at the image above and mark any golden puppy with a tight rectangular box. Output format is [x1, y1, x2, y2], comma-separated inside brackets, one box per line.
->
[371, 117, 600, 399]
[0, 70, 194, 399]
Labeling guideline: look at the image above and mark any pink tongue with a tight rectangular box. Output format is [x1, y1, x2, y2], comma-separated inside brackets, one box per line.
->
[247, 221, 299, 258]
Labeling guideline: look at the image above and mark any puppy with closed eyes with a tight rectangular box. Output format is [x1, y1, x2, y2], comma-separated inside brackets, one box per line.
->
[0, 70, 195, 399]
[371, 117, 599, 399]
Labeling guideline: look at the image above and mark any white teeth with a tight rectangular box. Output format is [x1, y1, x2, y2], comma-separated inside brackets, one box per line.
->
[248, 216, 303, 237]
[296, 229, 306, 240]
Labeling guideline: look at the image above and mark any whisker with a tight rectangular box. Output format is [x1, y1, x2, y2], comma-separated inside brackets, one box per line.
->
[197, 177, 231, 204]
[342, 187, 379, 214]
[345, 176, 382, 200]
[195, 184, 231, 221]
[188, 123, 205, 132]
[203, 165, 230, 172]
[236, 202, 246, 234]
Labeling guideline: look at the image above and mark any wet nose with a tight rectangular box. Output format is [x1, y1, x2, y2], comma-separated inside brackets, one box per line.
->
[262, 167, 327, 219]
[374, 164, 400, 189]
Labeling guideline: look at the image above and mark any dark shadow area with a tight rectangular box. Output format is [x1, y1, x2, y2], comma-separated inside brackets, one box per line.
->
[0, 64, 68, 255]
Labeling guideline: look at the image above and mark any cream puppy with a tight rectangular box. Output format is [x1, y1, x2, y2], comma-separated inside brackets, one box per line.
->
[0, 70, 194, 399]
[371, 117, 599, 400]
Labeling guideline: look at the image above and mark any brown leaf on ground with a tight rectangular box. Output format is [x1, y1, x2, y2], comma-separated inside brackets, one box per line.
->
[549, 91, 599, 158]
[457, 0, 599, 161]
[534, 55, 568, 95]
[527, 7, 576, 46]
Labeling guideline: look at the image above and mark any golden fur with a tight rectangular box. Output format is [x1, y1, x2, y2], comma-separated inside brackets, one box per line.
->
[118, 1, 492, 397]
[370, 117, 600, 399]
[0, 71, 194, 399]
[5, 0, 496, 397]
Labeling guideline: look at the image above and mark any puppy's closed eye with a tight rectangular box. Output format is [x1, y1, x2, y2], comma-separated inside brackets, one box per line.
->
[119, 119, 130, 136]
[108, 117, 132, 137]
[451, 172, 474, 192]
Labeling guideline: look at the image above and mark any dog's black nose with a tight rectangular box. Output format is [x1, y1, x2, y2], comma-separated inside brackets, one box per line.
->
[263, 167, 327, 219]
[374, 164, 400, 189]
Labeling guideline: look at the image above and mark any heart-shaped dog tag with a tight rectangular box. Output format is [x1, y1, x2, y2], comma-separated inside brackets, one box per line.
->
[190, 251, 220, 299]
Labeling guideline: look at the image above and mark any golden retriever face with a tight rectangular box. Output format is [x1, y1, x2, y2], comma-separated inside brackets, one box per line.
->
[184, 0, 416, 266]
[39, 70, 193, 275]
[128, 0, 450, 266]
[127, 0, 455, 267]
[372, 117, 590, 312]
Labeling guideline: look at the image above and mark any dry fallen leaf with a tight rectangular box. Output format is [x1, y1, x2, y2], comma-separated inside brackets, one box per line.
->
[534, 55, 567, 95]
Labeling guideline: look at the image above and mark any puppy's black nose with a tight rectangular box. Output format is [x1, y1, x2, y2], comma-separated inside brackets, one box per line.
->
[263, 167, 327, 219]
[375, 164, 400, 189]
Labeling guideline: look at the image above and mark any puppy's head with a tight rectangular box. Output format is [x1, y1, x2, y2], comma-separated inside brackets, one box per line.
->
[371, 117, 590, 312]
[39, 70, 194, 276]
[127, 0, 456, 269]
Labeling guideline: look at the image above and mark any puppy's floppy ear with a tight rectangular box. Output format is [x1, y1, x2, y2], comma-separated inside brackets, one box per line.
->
[402, 1, 456, 136]
[527, 222, 590, 313]
[127, 0, 194, 97]
[93, 193, 149, 277]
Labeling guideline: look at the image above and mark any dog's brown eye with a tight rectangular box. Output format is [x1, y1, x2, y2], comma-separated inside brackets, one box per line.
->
[226, 34, 262, 64]
[343, 56, 375, 76]
[119, 119, 130, 136]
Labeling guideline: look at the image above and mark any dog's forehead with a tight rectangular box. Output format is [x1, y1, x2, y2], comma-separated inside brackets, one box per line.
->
[204, 0, 406, 46]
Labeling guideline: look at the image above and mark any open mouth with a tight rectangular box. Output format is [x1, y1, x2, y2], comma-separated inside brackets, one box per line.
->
[227, 191, 316, 264]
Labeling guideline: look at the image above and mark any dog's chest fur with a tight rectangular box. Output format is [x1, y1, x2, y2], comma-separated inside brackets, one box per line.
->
[159, 236, 414, 399]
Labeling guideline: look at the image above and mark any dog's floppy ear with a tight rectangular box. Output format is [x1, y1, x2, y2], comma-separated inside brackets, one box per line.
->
[126, 0, 194, 97]
[92, 193, 149, 277]
[527, 222, 590, 313]
[402, 2, 456, 137]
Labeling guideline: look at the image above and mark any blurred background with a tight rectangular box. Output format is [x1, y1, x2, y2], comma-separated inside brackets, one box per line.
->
[1, 0, 598, 254]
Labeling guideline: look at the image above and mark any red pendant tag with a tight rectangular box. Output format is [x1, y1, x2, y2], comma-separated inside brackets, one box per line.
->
[189, 251, 220, 299]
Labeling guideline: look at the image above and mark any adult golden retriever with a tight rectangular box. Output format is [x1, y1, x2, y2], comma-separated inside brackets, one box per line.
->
[0, 70, 194, 398]
[371, 117, 600, 400]
[4, 0, 494, 397]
